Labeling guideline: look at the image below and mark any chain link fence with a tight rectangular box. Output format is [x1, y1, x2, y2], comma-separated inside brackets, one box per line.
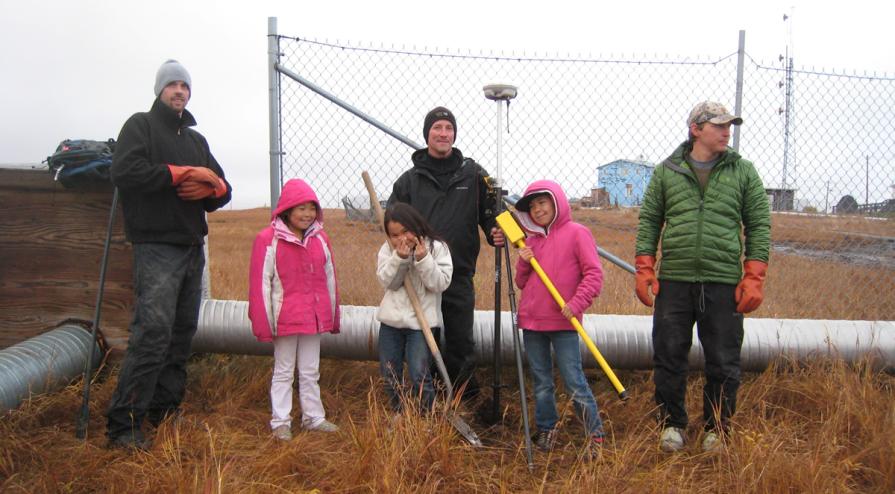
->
[270, 33, 894, 320]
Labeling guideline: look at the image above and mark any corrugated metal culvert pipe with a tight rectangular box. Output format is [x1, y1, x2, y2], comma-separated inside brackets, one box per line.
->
[0, 323, 101, 412]
[4, 302, 892, 412]
[194, 299, 895, 372]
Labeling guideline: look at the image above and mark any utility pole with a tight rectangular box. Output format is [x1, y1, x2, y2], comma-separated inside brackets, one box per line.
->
[866, 155, 870, 205]
[780, 12, 794, 198]
[733, 30, 745, 152]
[825, 180, 830, 214]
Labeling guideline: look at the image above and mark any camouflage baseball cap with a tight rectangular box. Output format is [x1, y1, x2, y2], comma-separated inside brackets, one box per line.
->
[687, 101, 743, 126]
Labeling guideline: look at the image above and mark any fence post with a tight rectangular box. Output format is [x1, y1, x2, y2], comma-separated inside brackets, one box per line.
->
[733, 30, 745, 152]
[267, 16, 282, 211]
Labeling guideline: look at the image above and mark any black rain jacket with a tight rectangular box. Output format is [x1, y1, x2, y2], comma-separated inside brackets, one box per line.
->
[111, 98, 232, 245]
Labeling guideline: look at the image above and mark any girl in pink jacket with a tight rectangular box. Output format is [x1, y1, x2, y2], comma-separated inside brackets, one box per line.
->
[248, 179, 341, 441]
[514, 179, 605, 457]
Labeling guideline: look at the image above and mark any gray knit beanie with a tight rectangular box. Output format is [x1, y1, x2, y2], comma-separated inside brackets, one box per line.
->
[154, 59, 191, 96]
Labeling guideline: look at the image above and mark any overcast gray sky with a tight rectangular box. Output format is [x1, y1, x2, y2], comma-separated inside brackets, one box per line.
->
[2, 0, 892, 209]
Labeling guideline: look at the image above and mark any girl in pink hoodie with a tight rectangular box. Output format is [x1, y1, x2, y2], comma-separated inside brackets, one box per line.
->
[248, 179, 341, 441]
[514, 179, 605, 457]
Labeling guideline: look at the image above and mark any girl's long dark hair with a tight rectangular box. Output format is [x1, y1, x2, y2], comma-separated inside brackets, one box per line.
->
[383, 202, 445, 249]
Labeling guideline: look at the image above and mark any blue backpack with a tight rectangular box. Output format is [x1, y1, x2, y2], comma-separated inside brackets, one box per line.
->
[47, 138, 116, 188]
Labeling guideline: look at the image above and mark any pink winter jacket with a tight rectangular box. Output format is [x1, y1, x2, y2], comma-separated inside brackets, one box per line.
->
[514, 180, 603, 331]
[248, 179, 340, 342]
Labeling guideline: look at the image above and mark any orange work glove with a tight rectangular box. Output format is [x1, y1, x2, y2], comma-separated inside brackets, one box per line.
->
[184, 166, 227, 198]
[167, 164, 193, 185]
[634, 255, 659, 307]
[735, 260, 768, 313]
[186, 166, 221, 187]
[167, 165, 227, 199]
[177, 181, 215, 201]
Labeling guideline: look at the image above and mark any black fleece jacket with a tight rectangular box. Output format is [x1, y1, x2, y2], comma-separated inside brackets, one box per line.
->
[111, 98, 232, 245]
[388, 148, 497, 277]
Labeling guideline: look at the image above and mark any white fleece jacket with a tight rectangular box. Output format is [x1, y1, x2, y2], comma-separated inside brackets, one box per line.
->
[375, 238, 453, 330]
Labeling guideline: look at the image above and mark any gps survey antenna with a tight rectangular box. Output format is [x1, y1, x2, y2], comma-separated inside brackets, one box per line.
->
[483, 83, 533, 469]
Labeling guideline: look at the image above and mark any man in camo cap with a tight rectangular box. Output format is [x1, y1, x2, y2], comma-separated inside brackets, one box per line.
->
[634, 101, 770, 454]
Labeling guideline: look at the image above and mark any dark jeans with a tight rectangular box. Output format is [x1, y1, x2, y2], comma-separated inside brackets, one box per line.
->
[106, 243, 205, 439]
[432, 274, 479, 398]
[652, 280, 744, 432]
[523, 330, 604, 436]
[379, 323, 435, 412]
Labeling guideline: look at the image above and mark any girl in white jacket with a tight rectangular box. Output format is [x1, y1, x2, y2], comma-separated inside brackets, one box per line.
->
[376, 203, 453, 413]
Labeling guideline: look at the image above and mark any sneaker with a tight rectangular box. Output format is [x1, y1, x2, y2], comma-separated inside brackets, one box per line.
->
[272, 425, 292, 441]
[533, 428, 558, 452]
[305, 419, 339, 433]
[107, 431, 152, 451]
[659, 426, 686, 453]
[701, 431, 722, 453]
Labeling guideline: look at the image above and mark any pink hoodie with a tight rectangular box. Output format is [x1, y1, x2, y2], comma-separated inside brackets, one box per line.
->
[514, 180, 603, 331]
[248, 179, 340, 342]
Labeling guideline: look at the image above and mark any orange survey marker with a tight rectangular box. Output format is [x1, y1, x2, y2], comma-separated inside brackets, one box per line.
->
[496, 211, 628, 400]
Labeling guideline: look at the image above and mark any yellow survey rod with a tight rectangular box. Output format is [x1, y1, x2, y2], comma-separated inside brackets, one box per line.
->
[496, 211, 628, 400]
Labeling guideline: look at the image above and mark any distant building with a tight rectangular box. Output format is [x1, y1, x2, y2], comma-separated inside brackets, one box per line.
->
[587, 159, 654, 207]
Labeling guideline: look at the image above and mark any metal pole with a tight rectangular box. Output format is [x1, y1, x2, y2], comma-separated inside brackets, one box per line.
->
[825, 180, 830, 214]
[781, 46, 792, 195]
[494, 99, 503, 185]
[866, 155, 870, 205]
[276, 64, 424, 151]
[503, 243, 534, 470]
[732, 30, 745, 152]
[75, 188, 118, 439]
[490, 96, 504, 424]
[597, 246, 634, 274]
[267, 17, 282, 211]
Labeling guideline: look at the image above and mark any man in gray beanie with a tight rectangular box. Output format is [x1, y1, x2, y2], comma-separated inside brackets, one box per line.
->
[388, 106, 504, 402]
[106, 59, 232, 450]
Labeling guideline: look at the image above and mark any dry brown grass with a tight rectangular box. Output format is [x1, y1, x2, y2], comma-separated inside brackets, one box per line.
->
[2, 356, 893, 492]
[208, 207, 894, 319]
[2, 207, 893, 492]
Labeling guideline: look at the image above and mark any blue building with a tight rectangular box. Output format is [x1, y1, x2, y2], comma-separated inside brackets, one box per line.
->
[594, 159, 654, 207]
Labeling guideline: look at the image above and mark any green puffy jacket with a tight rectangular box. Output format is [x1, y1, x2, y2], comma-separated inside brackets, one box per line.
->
[635, 141, 771, 285]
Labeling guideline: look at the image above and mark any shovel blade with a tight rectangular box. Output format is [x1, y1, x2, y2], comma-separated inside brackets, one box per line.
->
[447, 412, 483, 447]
